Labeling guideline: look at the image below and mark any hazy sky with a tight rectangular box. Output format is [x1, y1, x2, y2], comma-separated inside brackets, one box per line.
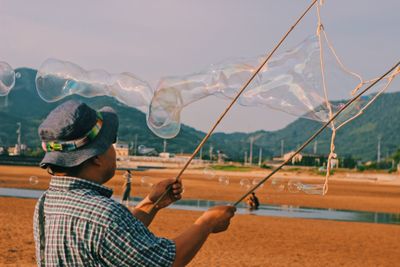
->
[1, 0, 399, 133]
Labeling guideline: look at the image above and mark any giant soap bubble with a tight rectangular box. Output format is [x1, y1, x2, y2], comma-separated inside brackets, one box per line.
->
[0, 61, 16, 96]
[147, 35, 366, 138]
[35, 58, 153, 112]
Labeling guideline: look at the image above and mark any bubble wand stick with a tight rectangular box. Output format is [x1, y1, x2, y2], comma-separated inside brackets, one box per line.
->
[233, 60, 400, 206]
[150, 0, 319, 211]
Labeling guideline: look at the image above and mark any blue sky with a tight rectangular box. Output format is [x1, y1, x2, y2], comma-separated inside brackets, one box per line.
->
[1, 0, 399, 133]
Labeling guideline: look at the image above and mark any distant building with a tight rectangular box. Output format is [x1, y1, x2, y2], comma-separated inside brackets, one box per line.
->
[159, 152, 171, 159]
[217, 150, 228, 164]
[137, 145, 158, 156]
[0, 146, 7, 155]
[283, 151, 303, 164]
[114, 143, 129, 159]
[8, 144, 27, 156]
[330, 158, 339, 168]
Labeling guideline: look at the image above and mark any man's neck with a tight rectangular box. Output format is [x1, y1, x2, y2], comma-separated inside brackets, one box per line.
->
[53, 170, 104, 185]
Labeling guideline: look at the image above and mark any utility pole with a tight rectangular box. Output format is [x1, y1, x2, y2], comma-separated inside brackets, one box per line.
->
[16, 122, 21, 155]
[258, 147, 263, 166]
[199, 147, 203, 160]
[377, 135, 382, 163]
[244, 151, 248, 165]
[281, 139, 284, 158]
[209, 145, 213, 162]
[163, 139, 167, 153]
[313, 140, 318, 155]
[249, 137, 254, 165]
[133, 134, 138, 155]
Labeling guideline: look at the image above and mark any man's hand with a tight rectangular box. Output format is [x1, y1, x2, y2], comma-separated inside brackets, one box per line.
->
[195, 206, 236, 233]
[148, 178, 183, 209]
[172, 205, 236, 266]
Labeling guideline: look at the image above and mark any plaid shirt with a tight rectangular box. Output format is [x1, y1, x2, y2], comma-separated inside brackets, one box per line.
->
[33, 176, 176, 266]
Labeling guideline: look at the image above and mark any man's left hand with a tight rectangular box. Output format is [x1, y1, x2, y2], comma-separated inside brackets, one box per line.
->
[148, 179, 183, 209]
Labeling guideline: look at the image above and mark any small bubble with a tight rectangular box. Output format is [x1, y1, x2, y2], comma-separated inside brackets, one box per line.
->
[239, 178, 251, 190]
[203, 167, 216, 180]
[0, 61, 16, 96]
[271, 178, 285, 192]
[218, 176, 229, 186]
[15, 72, 21, 79]
[140, 176, 153, 188]
[29, 176, 39, 185]
[300, 183, 324, 195]
[251, 178, 264, 189]
[287, 180, 301, 193]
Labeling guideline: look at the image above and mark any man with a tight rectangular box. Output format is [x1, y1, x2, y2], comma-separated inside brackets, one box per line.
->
[33, 100, 236, 266]
[121, 170, 132, 206]
[246, 192, 260, 210]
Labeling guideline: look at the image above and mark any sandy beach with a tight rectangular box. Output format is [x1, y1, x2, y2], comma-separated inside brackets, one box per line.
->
[0, 165, 400, 266]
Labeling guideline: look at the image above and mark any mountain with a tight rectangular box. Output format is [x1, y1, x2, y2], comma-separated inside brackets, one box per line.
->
[0, 68, 399, 161]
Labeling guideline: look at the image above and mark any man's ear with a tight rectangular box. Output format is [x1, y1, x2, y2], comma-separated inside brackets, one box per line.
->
[90, 155, 102, 166]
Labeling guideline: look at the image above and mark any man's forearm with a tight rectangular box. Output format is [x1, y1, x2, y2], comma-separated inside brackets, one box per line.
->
[131, 196, 159, 226]
[172, 221, 212, 267]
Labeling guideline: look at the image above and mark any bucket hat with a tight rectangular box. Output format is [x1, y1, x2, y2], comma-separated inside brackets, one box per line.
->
[38, 100, 119, 168]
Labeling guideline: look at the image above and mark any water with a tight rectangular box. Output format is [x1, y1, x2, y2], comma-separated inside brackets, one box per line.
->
[1, 187, 399, 225]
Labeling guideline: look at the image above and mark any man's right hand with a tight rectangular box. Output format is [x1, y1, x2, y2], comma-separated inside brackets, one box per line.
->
[195, 206, 236, 233]
[172, 205, 236, 266]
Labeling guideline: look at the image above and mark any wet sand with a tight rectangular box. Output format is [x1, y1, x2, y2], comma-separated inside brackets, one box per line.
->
[0, 165, 400, 266]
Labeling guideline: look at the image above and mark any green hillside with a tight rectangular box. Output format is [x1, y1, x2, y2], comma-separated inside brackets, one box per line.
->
[0, 68, 399, 162]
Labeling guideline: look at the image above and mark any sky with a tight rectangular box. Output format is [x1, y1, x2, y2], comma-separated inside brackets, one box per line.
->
[0, 0, 399, 133]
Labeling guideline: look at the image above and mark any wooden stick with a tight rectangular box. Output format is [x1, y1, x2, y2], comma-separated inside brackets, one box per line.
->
[150, 0, 319, 211]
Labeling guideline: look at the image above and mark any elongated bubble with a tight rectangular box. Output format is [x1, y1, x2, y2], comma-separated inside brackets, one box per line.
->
[0, 62, 16, 96]
[35, 58, 153, 112]
[147, 35, 364, 138]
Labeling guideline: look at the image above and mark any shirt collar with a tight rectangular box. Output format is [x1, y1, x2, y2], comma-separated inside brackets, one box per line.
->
[49, 176, 113, 198]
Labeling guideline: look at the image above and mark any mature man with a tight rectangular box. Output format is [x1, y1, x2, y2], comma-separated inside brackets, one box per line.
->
[121, 170, 132, 206]
[33, 100, 236, 266]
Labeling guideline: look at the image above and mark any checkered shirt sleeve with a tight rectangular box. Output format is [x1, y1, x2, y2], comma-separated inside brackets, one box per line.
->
[100, 213, 176, 266]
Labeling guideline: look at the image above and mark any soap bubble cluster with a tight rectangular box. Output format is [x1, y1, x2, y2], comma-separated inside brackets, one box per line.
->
[0, 34, 389, 139]
[0, 61, 16, 96]
[270, 178, 324, 195]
